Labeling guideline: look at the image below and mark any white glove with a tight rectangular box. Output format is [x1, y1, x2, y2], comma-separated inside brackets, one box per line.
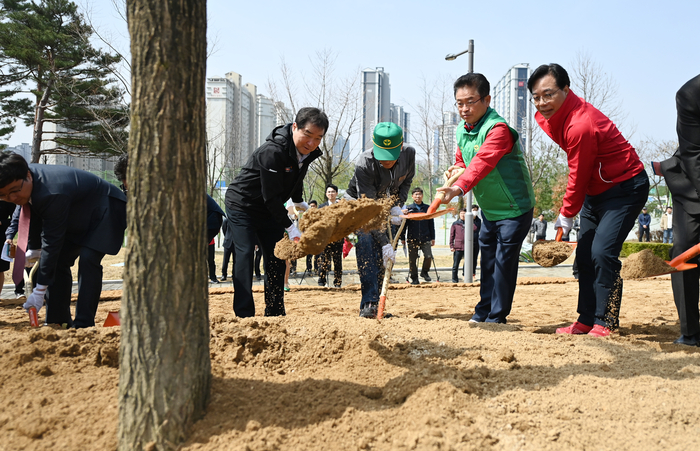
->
[293, 201, 310, 212]
[382, 244, 396, 268]
[23, 283, 47, 314]
[286, 223, 302, 241]
[25, 248, 40, 266]
[390, 206, 403, 225]
[554, 214, 574, 237]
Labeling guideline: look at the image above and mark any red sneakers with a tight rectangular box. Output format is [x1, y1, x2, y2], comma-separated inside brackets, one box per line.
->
[588, 324, 612, 337]
[556, 321, 593, 335]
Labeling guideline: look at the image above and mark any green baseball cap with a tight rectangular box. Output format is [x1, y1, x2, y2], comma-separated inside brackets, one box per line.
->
[372, 122, 403, 161]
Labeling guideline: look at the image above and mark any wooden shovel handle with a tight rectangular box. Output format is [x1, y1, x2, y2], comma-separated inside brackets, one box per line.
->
[427, 167, 466, 214]
[555, 228, 563, 242]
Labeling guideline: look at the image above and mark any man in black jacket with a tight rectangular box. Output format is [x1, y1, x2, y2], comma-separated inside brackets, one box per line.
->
[656, 74, 700, 346]
[401, 187, 435, 284]
[225, 107, 328, 317]
[0, 152, 127, 328]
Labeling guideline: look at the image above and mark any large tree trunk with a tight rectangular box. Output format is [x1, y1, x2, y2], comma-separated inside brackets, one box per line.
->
[118, 1, 210, 450]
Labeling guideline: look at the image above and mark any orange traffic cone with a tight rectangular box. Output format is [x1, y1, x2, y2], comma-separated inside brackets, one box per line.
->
[103, 311, 121, 327]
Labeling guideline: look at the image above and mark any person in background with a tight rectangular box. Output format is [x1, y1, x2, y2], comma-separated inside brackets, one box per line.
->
[220, 216, 233, 282]
[305, 200, 320, 275]
[401, 187, 435, 285]
[661, 206, 673, 243]
[638, 207, 651, 242]
[449, 209, 466, 283]
[531, 213, 547, 241]
[0, 201, 17, 296]
[472, 204, 482, 278]
[318, 186, 343, 287]
[114, 154, 224, 284]
[528, 63, 648, 337]
[208, 237, 218, 283]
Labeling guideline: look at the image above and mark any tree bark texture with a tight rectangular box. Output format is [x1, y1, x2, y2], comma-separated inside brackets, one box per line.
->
[119, 1, 210, 450]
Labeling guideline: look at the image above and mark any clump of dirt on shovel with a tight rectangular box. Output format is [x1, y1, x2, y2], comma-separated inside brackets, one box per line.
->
[620, 249, 676, 279]
[532, 241, 574, 267]
[275, 197, 393, 261]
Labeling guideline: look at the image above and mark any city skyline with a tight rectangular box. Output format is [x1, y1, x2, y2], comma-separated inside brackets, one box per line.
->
[2, 0, 697, 159]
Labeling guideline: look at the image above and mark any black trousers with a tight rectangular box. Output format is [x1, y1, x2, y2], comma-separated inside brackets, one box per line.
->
[451, 250, 463, 282]
[45, 243, 105, 328]
[638, 226, 650, 242]
[670, 203, 700, 336]
[318, 239, 343, 286]
[221, 246, 233, 278]
[208, 243, 217, 280]
[576, 172, 649, 329]
[227, 208, 286, 317]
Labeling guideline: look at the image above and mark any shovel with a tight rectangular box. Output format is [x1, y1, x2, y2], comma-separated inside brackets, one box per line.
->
[532, 227, 577, 267]
[400, 167, 465, 221]
[642, 243, 700, 277]
[377, 218, 407, 321]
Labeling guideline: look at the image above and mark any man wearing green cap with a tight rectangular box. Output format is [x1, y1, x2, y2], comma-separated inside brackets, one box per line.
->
[345, 122, 415, 318]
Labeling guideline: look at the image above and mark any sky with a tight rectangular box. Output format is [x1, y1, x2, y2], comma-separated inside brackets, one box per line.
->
[4, 0, 699, 153]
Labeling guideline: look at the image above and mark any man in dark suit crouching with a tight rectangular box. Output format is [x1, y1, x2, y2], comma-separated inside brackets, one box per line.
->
[0, 152, 127, 328]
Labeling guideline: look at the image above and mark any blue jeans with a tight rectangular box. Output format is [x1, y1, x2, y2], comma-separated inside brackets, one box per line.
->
[355, 230, 385, 309]
[576, 171, 649, 329]
[663, 229, 673, 243]
[473, 207, 534, 323]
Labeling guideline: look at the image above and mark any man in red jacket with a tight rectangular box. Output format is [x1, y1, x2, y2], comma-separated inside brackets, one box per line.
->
[528, 64, 649, 337]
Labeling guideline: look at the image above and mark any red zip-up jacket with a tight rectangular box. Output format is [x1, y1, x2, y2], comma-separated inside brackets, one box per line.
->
[535, 91, 644, 218]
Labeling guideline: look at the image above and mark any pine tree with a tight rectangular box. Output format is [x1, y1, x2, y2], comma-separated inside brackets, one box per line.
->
[0, 0, 128, 162]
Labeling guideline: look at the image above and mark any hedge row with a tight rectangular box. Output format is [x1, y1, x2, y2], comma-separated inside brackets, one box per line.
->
[620, 242, 672, 260]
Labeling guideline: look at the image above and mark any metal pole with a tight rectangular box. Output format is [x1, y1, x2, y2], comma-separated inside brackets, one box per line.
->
[463, 39, 475, 283]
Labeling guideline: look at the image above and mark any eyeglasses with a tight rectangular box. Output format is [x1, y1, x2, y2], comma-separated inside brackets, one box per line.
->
[530, 89, 560, 105]
[454, 98, 483, 109]
[0, 179, 25, 200]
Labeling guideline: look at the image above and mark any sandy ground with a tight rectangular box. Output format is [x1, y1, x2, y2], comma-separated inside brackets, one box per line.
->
[1, 276, 700, 451]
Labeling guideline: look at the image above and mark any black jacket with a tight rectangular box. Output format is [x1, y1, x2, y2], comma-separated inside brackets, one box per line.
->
[661, 74, 700, 215]
[225, 124, 322, 228]
[401, 202, 435, 243]
[27, 164, 127, 286]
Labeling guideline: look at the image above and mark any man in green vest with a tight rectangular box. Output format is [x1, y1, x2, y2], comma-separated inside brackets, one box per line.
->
[438, 73, 535, 324]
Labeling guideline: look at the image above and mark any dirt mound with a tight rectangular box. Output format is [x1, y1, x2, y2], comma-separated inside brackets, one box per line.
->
[2, 280, 700, 450]
[275, 198, 391, 260]
[621, 248, 676, 279]
[532, 240, 574, 267]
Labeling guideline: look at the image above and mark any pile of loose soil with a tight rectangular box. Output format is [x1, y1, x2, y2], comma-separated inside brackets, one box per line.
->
[532, 240, 574, 267]
[621, 248, 676, 279]
[2, 278, 700, 451]
[275, 198, 391, 260]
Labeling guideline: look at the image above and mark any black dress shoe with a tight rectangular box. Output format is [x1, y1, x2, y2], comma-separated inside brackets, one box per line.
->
[673, 334, 700, 347]
[220, 275, 227, 282]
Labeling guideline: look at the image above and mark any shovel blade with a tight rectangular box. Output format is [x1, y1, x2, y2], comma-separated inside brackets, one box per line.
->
[647, 262, 698, 277]
[103, 311, 121, 327]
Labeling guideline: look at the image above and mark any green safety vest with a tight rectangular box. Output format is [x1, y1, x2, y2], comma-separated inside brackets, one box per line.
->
[457, 107, 535, 221]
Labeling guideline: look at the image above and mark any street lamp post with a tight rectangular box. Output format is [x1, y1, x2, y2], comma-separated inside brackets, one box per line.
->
[445, 40, 475, 283]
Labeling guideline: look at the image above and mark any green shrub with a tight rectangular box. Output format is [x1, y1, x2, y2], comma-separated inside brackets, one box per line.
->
[620, 242, 671, 260]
